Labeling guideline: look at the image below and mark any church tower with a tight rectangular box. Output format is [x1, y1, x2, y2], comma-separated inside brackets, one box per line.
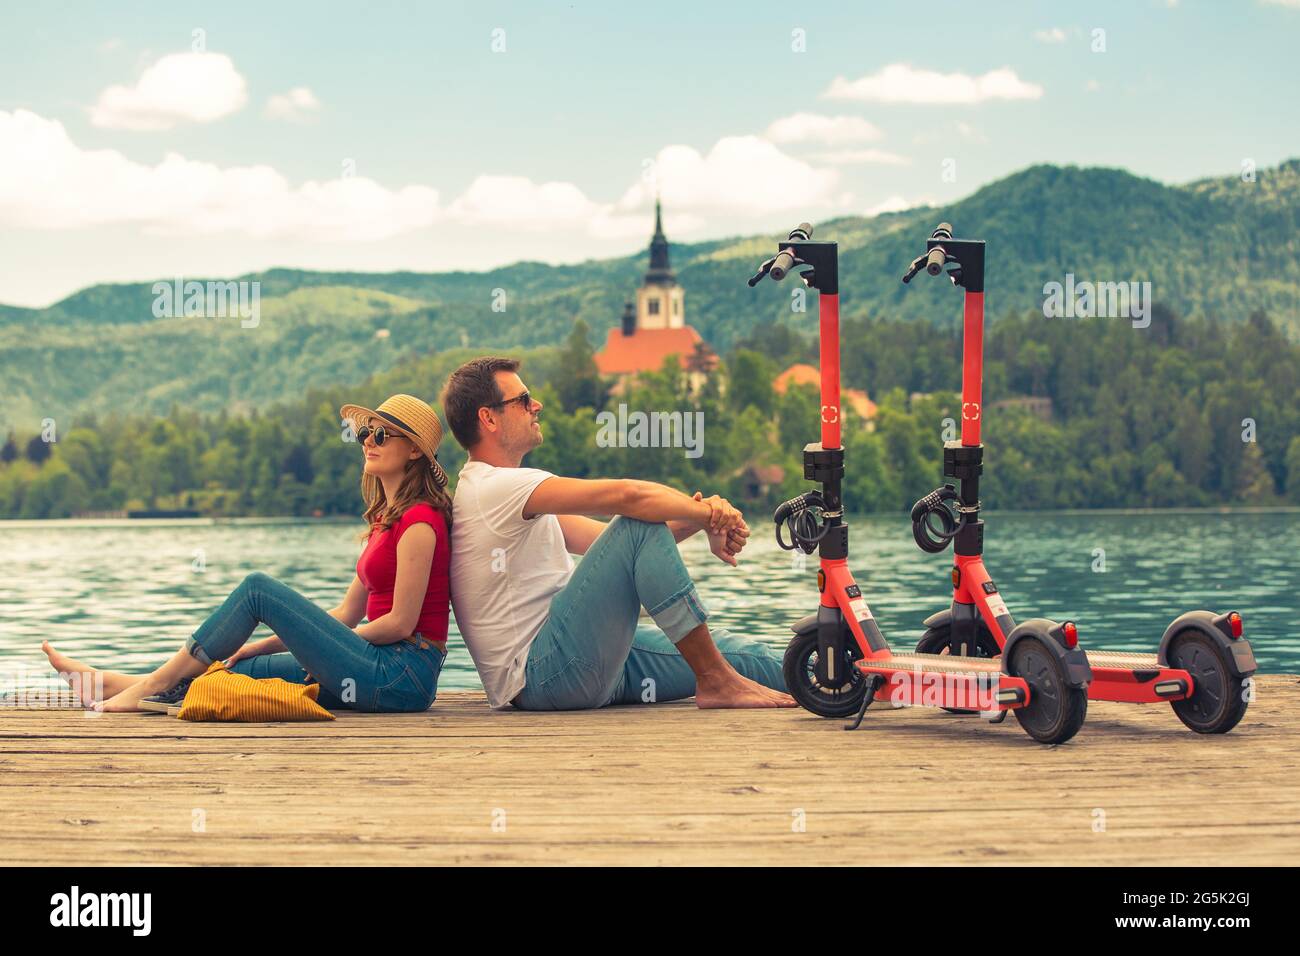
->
[593, 198, 716, 389]
[634, 199, 685, 331]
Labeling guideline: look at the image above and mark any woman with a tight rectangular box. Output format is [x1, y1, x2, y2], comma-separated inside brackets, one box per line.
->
[41, 394, 453, 714]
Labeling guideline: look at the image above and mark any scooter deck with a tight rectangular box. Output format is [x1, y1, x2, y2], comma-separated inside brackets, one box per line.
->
[856, 653, 1028, 711]
[1083, 649, 1192, 703]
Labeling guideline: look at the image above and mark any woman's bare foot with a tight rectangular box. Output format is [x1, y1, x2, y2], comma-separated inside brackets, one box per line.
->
[87, 677, 164, 713]
[694, 671, 797, 709]
[42, 641, 88, 687]
[42, 641, 140, 696]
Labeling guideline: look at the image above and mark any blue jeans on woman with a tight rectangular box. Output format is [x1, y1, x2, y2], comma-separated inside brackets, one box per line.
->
[513, 517, 785, 710]
[184, 572, 444, 713]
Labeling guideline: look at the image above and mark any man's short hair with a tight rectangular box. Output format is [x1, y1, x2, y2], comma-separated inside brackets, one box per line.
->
[441, 356, 521, 449]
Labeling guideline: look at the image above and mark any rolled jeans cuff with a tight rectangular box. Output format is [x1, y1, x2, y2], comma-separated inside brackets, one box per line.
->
[647, 586, 709, 644]
[186, 635, 215, 666]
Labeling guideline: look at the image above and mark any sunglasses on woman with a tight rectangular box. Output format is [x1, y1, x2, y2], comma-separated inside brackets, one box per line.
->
[356, 423, 408, 446]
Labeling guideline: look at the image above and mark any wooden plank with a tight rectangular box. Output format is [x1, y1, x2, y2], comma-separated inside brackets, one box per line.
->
[1, 676, 1297, 865]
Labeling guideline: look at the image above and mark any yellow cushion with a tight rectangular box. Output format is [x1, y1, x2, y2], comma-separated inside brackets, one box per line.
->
[177, 661, 335, 722]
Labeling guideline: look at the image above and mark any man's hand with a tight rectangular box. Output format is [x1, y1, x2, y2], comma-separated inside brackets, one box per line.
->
[693, 492, 745, 534]
[707, 522, 750, 566]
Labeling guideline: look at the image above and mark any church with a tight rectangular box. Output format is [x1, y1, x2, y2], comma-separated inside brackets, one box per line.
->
[594, 200, 718, 390]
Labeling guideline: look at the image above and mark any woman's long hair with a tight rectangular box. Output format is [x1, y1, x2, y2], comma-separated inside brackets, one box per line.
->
[361, 452, 452, 539]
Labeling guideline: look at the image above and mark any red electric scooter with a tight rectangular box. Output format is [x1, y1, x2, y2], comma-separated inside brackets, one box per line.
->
[750, 224, 1092, 744]
[902, 223, 1257, 734]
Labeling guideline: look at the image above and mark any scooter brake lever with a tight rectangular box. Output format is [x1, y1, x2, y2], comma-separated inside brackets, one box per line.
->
[748, 256, 777, 286]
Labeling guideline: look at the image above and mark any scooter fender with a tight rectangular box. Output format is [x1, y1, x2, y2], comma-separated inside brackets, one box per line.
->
[1002, 618, 1093, 689]
[1158, 610, 1257, 678]
[921, 608, 952, 630]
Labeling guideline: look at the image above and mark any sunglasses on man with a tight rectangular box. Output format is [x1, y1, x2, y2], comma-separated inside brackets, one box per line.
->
[491, 390, 532, 412]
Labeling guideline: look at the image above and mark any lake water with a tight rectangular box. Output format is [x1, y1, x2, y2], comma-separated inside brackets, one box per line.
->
[1, 511, 1295, 696]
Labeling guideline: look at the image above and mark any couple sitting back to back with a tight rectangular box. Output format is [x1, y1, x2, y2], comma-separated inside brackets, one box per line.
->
[43, 356, 791, 713]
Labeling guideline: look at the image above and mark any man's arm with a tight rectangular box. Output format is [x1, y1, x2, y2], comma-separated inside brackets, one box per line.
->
[555, 510, 710, 554]
[524, 476, 740, 532]
[557, 514, 607, 555]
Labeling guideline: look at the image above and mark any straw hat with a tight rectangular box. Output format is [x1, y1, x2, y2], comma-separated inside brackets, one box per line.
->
[339, 394, 448, 488]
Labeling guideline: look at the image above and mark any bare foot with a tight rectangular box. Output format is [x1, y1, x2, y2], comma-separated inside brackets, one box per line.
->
[42, 641, 91, 688]
[695, 672, 798, 709]
[88, 678, 160, 713]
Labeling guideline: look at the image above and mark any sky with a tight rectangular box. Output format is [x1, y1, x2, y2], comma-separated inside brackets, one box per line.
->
[0, 0, 1297, 307]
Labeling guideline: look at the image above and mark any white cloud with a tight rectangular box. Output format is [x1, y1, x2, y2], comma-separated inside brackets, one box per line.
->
[809, 148, 908, 166]
[1085, 79, 1101, 92]
[0, 110, 852, 247]
[765, 112, 883, 145]
[1261, 0, 1300, 7]
[0, 109, 437, 240]
[1034, 28, 1067, 43]
[447, 175, 602, 229]
[619, 136, 841, 214]
[825, 64, 1043, 104]
[90, 52, 248, 130]
[864, 195, 928, 217]
[264, 86, 321, 122]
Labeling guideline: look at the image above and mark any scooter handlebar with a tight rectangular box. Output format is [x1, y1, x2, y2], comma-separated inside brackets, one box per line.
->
[767, 223, 814, 282]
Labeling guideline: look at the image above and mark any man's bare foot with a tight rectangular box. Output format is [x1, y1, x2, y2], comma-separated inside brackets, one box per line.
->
[695, 671, 797, 709]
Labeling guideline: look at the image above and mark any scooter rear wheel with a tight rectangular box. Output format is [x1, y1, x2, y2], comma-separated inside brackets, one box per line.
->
[1008, 636, 1087, 745]
[782, 630, 868, 718]
[1167, 630, 1250, 734]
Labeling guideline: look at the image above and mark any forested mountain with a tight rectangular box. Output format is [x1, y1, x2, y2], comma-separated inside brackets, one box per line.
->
[2, 158, 1298, 429]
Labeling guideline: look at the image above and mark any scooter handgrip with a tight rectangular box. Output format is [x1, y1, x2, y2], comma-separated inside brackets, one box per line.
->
[925, 246, 947, 276]
[770, 249, 797, 281]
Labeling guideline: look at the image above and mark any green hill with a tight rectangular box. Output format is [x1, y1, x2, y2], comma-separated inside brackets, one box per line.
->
[3, 158, 1298, 430]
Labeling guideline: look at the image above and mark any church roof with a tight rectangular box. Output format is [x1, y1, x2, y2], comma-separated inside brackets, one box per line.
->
[595, 325, 705, 375]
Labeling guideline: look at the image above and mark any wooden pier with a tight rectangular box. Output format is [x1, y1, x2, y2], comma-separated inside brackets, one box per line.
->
[2, 674, 1297, 866]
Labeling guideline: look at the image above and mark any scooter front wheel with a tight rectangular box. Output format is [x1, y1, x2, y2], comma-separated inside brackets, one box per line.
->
[1167, 630, 1250, 734]
[782, 630, 868, 718]
[1008, 636, 1087, 745]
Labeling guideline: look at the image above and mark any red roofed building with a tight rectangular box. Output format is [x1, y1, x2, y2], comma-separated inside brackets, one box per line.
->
[774, 362, 877, 425]
[595, 200, 718, 391]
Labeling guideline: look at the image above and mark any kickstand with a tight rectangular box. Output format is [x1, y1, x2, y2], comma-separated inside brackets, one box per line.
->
[844, 675, 884, 731]
[987, 708, 1008, 724]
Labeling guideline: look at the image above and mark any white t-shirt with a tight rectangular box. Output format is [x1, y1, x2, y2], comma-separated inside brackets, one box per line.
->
[450, 460, 575, 708]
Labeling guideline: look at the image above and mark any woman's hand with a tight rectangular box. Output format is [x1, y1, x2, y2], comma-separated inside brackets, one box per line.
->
[225, 636, 280, 668]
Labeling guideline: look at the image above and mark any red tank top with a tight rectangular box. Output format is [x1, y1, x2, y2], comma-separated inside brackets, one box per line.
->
[356, 503, 451, 641]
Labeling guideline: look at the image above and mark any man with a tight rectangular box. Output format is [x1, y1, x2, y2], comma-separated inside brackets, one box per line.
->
[441, 356, 793, 711]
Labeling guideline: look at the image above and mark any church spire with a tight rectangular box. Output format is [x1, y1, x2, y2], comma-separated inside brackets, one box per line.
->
[644, 197, 675, 286]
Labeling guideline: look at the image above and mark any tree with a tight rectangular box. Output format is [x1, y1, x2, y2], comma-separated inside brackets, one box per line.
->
[25, 434, 51, 465]
[727, 349, 777, 416]
[553, 319, 607, 412]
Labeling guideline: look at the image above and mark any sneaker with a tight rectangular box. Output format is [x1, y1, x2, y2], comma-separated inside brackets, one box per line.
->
[139, 677, 195, 714]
